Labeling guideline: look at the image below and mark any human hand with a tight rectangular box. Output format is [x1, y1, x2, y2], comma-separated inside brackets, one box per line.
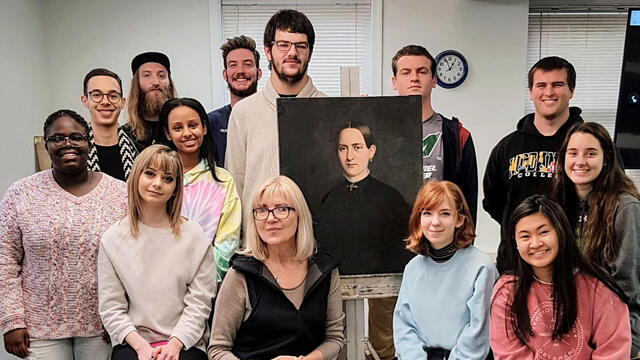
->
[3, 328, 29, 358]
[153, 337, 183, 360]
[125, 331, 153, 360]
[134, 343, 153, 360]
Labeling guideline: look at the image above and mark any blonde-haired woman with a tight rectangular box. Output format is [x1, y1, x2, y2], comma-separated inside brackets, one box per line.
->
[208, 176, 345, 360]
[98, 145, 216, 360]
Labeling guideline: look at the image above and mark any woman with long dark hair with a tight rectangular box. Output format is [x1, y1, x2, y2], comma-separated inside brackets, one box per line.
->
[160, 97, 241, 282]
[490, 195, 631, 358]
[553, 122, 640, 356]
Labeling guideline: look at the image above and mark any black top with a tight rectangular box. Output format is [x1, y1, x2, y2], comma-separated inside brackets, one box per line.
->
[316, 175, 412, 275]
[95, 144, 126, 181]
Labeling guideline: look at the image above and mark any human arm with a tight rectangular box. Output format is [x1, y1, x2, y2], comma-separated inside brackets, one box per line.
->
[392, 266, 428, 360]
[152, 337, 184, 360]
[213, 174, 241, 282]
[124, 331, 154, 360]
[612, 198, 640, 354]
[3, 328, 29, 358]
[489, 277, 535, 360]
[449, 262, 498, 360]
[591, 280, 632, 359]
[459, 132, 478, 226]
[171, 243, 216, 350]
[207, 268, 247, 360]
[482, 144, 507, 223]
[224, 108, 247, 199]
[308, 269, 345, 360]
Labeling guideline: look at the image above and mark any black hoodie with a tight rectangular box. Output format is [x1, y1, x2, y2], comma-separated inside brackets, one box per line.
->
[483, 107, 583, 273]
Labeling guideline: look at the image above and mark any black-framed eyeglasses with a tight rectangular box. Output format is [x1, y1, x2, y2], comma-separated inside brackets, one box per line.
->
[86, 90, 122, 104]
[253, 206, 296, 221]
[45, 133, 89, 147]
[271, 40, 309, 52]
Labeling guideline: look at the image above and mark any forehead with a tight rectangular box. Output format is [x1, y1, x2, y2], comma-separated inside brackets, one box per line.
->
[515, 212, 552, 231]
[423, 192, 455, 211]
[396, 55, 431, 71]
[532, 68, 568, 84]
[568, 132, 601, 149]
[47, 116, 84, 135]
[256, 190, 290, 206]
[87, 75, 121, 92]
[227, 48, 257, 64]
[274, 29, 308, 42]
[145, 156, 178, 175]
[168, 105, 200, 121]
[139, 62, 168, 73]
[338, 128, 365, 143]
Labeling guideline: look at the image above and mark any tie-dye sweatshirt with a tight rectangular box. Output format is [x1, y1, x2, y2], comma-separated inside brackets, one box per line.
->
[182, 160, 240, 282]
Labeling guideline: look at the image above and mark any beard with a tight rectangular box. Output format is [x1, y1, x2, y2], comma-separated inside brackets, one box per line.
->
[227, 77, 258, 98]
[139, 86, 173, 119]
[271, 57, 308, 85]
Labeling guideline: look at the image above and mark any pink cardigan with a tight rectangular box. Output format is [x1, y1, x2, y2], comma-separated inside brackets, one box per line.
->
[0, 170, 127, 339]
[490, 272, 631, 359]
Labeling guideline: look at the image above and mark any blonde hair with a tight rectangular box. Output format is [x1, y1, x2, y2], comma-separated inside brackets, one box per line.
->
[126, 70, 178, 140]
[127, 145, 183, 237]
[243, 176, 316, 261]
[406, 180, 475, 255]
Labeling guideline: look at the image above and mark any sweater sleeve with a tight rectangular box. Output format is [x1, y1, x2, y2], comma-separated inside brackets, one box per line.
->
[449, 263, 498, 360]
[208, 268, 247, 360]
[393, 267, 428, 360]
[224, 107, 247, 200]
[171, 242, 217, 349]
[591, 280, 632, 359]
[482, 143, 507, 224]
[314, 269, 345, 360]
[0, 185, 26, 334]
[460, 132, 478, 226]
[489, 277, 535, 360]
[612, 198, 640, 354]
[213, 175, 241, 282]
[98, 241, 137, 345]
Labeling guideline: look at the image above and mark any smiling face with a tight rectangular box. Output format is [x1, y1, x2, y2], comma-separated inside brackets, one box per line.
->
[337, 128, 376, 182]
[46, 116, 89, 174]
[564, 132, 604, 192]
[265, 29, 310, 85]
[529, 69, 574, 121]
[420, 196, 464, 250]
[81, 75, 125, 127]
[515, 212, 559, 282]
[165, 105, 207, 156]
[224, 48, 261, 97]
[392, 55, 436, 100]
[254, 192, 298, 248]
[137, 162, 177, 207]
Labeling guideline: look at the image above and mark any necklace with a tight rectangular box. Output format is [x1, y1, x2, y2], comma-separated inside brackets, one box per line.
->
[533, 274, 553, 285]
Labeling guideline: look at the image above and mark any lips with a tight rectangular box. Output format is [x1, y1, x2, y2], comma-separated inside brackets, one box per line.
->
[529, 249, 549, 256]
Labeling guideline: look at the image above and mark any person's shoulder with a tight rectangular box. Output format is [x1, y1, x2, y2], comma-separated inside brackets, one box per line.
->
[232, 90, 264, 113]
[207, 104, 231, 118]
[214, 166, 235, 182]
[461, 246, 495, 264]
[618, 193, 640, 208]
[493, 273, 517, 294]
[101, 218, 130, 246]
[8, 170, 50, 191]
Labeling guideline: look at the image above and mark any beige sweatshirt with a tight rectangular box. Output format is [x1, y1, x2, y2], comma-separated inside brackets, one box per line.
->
[98, 218, 216, 353]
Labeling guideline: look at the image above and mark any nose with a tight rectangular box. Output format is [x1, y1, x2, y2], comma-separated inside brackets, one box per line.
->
[151, 74, 160, 86]
[346, 147, 355, 160]
[99, 94, 110, 105]
[530, 236, 543, 248]
[266, 210, 278, 222]
[431, 214, 441, 225]
[151, 175, 162, 187]
[286, 44, 299, 57]
[410, 71, 419, 82]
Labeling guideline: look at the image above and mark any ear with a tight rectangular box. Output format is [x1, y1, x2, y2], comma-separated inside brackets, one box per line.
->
[202, 121, 208, 136]
[164, 128, 172, 141]
[368, 144, 377, 160]
[455, 213, 465, 229]
[392, 76, 398, 91]
[264, 45, 273, 62]
[120, 97, 126, 108]
[257, 68, 263, 80]
[222, 69, 228, 81]
[81, 95, 89, 109]
[529, 87, 534, 102]
[431, 74, 437, 89]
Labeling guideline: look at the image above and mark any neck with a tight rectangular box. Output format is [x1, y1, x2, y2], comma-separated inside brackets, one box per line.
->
[575, 183, 592, 200]
[91, 123, 118, 146]
[229, 93, 244, 108]
[143, 114, 159, 122]
[533, 108, 570, 136]
[179, 152, 201, 172]
[266, 240, 298, 264]
[271, 73, 307, 96]
[345, 169, 370, 183]
[422, 98, 435, 122]
[52, 168, 90, 189]
[138, 201, 171, 228]
[533, 267, 553, 284]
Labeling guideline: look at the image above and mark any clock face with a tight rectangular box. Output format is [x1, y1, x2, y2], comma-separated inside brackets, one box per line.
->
[435, 51, 468, 88]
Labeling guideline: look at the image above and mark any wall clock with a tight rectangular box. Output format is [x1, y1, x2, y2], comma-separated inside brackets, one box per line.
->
[435, 50, 468, 89]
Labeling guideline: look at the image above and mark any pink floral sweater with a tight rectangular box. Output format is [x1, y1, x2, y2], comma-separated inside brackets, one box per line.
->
[0, 170, 127, 339]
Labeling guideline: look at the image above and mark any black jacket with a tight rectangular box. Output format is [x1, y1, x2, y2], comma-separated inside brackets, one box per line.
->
[483, 107, 584, 273]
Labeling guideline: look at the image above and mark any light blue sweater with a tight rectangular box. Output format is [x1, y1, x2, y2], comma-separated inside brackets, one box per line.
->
[393, 246, 498, 360]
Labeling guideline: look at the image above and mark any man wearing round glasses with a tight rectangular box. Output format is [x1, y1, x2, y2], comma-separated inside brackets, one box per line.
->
[81, 68, 139, 180]
[226, 9, 326, 235]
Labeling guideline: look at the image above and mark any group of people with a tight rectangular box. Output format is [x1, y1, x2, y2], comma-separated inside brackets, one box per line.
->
[0, 7, 639, 360]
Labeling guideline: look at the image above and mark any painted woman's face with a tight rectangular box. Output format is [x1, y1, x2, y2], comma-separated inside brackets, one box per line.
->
[514, 212, 559, 281]
[420, 197, 464, 250]
[337, 128, 376, 181]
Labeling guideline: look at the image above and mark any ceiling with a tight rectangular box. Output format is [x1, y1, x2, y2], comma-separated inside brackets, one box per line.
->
[530, 0, 640, 11]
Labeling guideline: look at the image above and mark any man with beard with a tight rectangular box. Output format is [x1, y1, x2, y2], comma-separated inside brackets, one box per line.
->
[226, 9, 325, 232]
[81, 68, 139, 181]
[125, 51, 177, 151]
[208, 35, 262, 166]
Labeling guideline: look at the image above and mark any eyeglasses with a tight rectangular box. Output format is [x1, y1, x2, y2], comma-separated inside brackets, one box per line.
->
[86, 90, 122, 104]
[253, 206, 296, 221]
[271, 40, 309, 52]
[45, 133, 89, 147]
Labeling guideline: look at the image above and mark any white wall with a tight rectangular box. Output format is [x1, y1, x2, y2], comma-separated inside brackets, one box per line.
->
[0, 0, 49, 195]
[382, 0, 530, 254]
